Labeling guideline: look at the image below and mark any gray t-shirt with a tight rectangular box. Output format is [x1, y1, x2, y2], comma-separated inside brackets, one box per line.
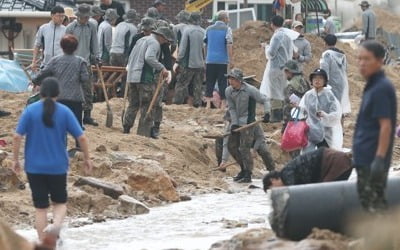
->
[66, 20, 99, 63]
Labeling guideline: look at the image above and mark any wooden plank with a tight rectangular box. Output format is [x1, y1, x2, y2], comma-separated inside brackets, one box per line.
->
[91, 66, 126, 73]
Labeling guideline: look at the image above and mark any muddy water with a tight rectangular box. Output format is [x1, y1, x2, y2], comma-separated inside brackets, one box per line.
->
[18, 180, 271, 250]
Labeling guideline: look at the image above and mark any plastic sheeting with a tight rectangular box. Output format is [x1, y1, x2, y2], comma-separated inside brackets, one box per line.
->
[0, 59, 29, 93]
[299, 87, 343, 150]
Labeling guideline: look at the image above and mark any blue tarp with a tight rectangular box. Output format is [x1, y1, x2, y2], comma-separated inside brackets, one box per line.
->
[0, 59, 29, 93]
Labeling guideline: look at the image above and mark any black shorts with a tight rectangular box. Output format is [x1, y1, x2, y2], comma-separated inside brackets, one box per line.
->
[27, 173, 68, 209]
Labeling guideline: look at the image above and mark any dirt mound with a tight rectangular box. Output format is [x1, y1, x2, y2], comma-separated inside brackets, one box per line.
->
[233, 21, 273, 80]
[353, 8, 400, 35]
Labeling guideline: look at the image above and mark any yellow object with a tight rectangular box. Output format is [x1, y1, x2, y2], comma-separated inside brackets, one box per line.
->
[185, 0, 213, 12]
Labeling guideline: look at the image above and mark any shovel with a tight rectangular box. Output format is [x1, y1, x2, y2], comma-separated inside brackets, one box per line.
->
[121, 82, 129, 124]
[96, 65, 113, 128]
[145, 75, 165, 119]
[202, 120, 263, 139]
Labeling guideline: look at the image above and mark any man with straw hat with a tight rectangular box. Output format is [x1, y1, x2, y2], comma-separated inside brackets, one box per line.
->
[32, 6, 66, 71]
[66, 4, 99, 126]
[63, 7, 76, 25]
[360, 1, 376, 40]
[173, 12, 205, 108]
[292, 21, 312, 68]
[123, 27, 174, 138]
[98, 9, 119, 65]
[90, 6, 105, 30]
[110, 9, 139, 66]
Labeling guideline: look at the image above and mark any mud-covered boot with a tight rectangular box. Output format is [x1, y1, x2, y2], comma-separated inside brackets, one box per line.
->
[270, 109, 283, 123]
[83, 111, 99, 126]
[238, 171, 252, 183]
[233, 170, 246, 182]
[151, 122, 160, 139]
[123, 126, 131, 134]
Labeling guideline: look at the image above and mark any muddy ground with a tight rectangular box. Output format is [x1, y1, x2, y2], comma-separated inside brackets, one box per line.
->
[0, 91, 290, 228]
[1, 9, 400, 249]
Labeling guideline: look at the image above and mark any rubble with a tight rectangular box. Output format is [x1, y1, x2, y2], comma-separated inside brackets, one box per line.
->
[74, 177, 124, 199]
[117, 195, 150, 215]
[126, 159, 180, 202]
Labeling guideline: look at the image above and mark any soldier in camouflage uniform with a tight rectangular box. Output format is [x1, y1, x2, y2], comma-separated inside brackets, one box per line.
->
[225, 69, 272, 183]
[282, 60, 310, 131]
[66, 4, 99, 126]
[216, 110, 275, 172]
[152, 20, 174, 139]
[123, 26, 173, 138]
[173, 12, 205, 107]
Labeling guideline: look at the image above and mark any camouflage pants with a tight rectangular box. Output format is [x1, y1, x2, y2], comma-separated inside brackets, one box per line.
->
[173, 68, 204, 107]
[154, 83, 167, 123]
[123, 83, 155, 137]
[110, 53, 127, 67]
[228, 127, 255, 172]
[82, 65, 93, 112]
[356, 166, 389, 213]
[253, 125, 275, 171]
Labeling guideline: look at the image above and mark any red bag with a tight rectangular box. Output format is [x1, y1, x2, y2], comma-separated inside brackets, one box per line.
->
[281, 120, 309, 152]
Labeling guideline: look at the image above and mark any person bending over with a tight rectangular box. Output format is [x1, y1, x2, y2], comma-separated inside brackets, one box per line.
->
[263, 147, 352, 191]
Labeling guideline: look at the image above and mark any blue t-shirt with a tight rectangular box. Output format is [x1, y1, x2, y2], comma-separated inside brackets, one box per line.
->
[353, 71, 397, 167]
[16, 101, 84, 174]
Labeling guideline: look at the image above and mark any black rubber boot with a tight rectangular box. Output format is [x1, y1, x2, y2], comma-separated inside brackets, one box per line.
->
[233, 170, 246, 182]
[151, 122, 160, 139]
[150, 128, 159, 139]
[123, 126, 131, 134]
[238, 171, 252, 183]
[83, 111, 99, 126]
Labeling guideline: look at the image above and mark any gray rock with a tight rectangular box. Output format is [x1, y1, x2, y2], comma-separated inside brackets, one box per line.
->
[118, 195, 150, 215]
[74, 177, 124, 199]
[222, 219, 248, 229]
[0, 150, 7, 164]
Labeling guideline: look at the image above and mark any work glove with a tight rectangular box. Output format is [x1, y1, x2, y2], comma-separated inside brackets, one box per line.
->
[370, 156, 386, 182]
[166, 71, 172, 84]
[231, 124, 241, 134]
[262, 113, 270, 123]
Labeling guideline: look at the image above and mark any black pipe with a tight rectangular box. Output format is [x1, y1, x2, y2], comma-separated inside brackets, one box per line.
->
[269, 177, 400, 241]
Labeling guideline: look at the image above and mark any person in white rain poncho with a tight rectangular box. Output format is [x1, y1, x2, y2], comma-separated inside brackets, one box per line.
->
[260, 15, 293, 122]
[320, 34, 351, 115]
[299, 68, 343, 153]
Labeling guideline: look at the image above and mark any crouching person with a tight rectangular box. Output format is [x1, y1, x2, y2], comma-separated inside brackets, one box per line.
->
[263, 148, 352, 191]
[225, 68, 274, 183]
[12, 78, 92, 242]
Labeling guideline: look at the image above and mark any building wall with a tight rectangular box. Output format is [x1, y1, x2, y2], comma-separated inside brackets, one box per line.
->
[129, 0, 213, 24]
[0, 17, 51, 52]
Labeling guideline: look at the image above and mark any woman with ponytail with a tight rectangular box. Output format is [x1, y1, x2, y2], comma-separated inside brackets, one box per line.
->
[12, 77, 92, 243]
